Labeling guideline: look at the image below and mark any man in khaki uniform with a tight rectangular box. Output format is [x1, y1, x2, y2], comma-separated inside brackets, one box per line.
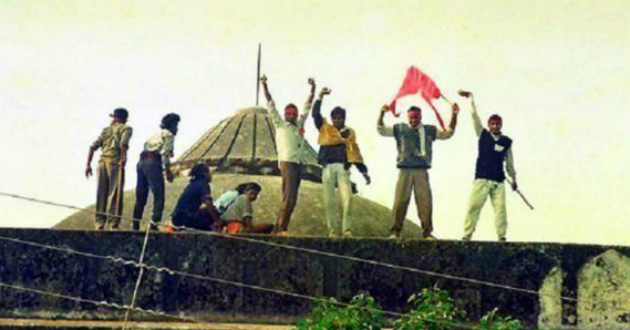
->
[85, 108, 133, 230]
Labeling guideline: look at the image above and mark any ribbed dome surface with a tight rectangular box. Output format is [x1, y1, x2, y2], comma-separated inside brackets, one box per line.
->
[173, 106, 322, 182]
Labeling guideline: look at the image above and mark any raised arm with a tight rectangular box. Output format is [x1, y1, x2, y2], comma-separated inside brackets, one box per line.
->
[435, 103, 459, 140]
[312, 87, 331, 129]
[260, 74, 273, 103]
[299, 78, 316, 128]
[377, 104, 394, 136]
[306, 78, 316, 106]
[260, 75, 283, 125]
[459, 90, 482, 136]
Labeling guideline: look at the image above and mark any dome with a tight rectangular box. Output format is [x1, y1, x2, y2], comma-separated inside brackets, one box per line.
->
[173, 106, 321, 182]
[55, 174, 422, 237]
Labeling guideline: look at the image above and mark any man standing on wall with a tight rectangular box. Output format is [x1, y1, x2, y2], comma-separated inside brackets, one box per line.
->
[260, 74, 315, 236]
[377, 103, 459, 239]
[459, 90, 517, 242]
[313, 88, 369, 238]
[85, 108, 133, 230]
[132, 113, 180, 231]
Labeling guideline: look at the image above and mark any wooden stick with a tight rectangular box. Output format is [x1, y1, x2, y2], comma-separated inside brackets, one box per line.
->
[506, 178, 534, 210]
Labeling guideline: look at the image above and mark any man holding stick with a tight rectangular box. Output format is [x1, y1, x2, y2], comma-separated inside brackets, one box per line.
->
[459, 90, 517, 242]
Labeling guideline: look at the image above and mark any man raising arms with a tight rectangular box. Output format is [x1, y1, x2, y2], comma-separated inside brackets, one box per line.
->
[260, 75, 315, 236]
[377, 103, 459, 239]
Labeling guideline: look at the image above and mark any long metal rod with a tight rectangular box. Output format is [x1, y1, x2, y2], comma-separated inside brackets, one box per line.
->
[256, 43, 261, 106]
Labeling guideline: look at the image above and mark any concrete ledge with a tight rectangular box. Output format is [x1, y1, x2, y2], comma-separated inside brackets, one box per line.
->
[0, 319, 291, 330]
[1, 228, 629, 329]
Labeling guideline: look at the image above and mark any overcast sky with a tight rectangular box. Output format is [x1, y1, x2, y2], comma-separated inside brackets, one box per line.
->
[1, 0, 629, 245]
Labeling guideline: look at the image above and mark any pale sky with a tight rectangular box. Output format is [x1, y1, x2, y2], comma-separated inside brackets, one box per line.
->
[0, 0, 629, 245]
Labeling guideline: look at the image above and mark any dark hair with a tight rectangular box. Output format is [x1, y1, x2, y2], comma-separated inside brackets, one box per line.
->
[189, 163, 209, 181]
[408, 106, 422, 114]
[112, 108, 129, 121]
[235, 182, 260, 194]
[331, 106, 346, 119]
[488, 114, 503, 123]
[284, 103, 298, 112]
[244, 182, 262, 193]
[161, 113, 181, 131]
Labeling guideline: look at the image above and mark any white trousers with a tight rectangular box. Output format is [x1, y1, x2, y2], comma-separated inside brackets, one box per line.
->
[463, 179, 507, 239]
[322, 163, 353, 234]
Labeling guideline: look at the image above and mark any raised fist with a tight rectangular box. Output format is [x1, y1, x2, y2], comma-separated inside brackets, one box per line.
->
[452, 103, 460, 115]
[458, 90, 472, 98]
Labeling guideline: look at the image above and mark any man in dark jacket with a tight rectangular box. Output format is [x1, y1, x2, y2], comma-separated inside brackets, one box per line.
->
[459, 91, 517, 242]
[313, 88, 369, 238]
[171, 163, 220, 231]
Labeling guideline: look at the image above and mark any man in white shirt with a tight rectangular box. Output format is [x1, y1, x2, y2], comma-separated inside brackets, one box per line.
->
[132, 113, 180, 231]
[260, 75, 315, 236]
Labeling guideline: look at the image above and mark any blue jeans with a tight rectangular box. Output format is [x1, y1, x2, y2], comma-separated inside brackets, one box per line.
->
[132, 158, 165, 229]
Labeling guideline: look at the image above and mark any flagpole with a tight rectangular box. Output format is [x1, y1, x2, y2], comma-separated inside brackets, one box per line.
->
[440, 94, 454, 106]
[256, 43, 261, 106]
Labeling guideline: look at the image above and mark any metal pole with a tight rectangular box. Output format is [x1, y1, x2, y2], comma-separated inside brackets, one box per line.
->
[256, 43, 261, 106]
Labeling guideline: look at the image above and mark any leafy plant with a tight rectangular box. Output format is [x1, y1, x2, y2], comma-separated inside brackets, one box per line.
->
[393, 286, 467, 330]
[295, 293, 385, 330]
[475, 308, 522, 330]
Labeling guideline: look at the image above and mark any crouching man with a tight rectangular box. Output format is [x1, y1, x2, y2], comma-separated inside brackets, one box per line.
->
[171, 163, 221, 231]
[219, 183, 274, 234]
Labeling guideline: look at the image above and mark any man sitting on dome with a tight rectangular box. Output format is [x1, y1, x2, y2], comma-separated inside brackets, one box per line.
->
[313, 87, 370, 238]
[260, 74, 315, 236]
[219, 183, 274, 234]
[170, 163, 221, 231]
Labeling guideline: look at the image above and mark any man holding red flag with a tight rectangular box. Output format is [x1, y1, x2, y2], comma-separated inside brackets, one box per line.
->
[377, 102, 459, 239]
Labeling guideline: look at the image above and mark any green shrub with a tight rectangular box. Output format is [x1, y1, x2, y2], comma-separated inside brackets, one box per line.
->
[475, 308, 522, 330]
[295, 293, 385, 330]
[393, 286, 467, 330]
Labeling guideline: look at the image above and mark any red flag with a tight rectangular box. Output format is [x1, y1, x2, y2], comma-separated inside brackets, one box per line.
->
[390, 66, 445, 130]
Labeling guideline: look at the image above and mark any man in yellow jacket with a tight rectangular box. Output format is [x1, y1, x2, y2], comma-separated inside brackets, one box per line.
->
[313, 87, 370, 238]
